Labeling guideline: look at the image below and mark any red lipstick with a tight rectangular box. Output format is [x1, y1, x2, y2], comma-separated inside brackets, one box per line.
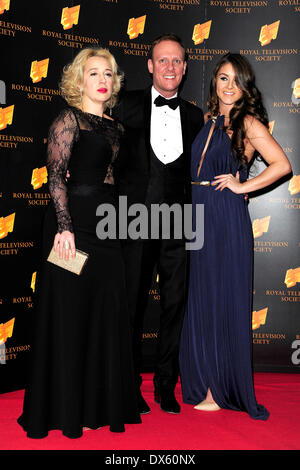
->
[97, 88, 107, 93]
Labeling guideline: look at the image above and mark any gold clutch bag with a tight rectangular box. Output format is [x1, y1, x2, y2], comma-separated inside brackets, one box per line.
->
[47, 247, 89, 275]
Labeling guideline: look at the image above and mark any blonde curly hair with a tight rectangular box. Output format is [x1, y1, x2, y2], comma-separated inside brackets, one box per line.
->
[60, 47, 124, 111]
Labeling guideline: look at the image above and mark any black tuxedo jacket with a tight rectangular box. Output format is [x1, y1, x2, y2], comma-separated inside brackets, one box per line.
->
[114, 87, 204, 206]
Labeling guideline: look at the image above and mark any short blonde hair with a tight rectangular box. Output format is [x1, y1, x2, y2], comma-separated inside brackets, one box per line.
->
[60, 47, 124, 110]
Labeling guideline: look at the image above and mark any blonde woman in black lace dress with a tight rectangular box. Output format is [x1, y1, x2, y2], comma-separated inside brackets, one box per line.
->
[18, 48, 141, 438]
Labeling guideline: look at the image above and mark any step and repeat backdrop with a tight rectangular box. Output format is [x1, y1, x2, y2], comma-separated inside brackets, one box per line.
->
[0, 0, 299, 393]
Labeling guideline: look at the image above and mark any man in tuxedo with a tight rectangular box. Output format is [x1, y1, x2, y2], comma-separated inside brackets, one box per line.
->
[114, 34, 204, 415]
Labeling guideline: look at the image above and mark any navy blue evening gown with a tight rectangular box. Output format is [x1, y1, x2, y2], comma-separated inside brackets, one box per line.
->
[179, 115, 269, 420]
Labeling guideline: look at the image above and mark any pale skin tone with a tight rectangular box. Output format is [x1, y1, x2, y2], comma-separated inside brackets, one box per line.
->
[212, 62, 291, 194]
[196, 62, 291, 411]
[147, 39, 187, 98]
[54, 56, 114, 260]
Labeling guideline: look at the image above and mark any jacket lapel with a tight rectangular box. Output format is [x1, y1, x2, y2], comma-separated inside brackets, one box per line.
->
[143, 87, 152, 165]
[179, 98, 189, 158]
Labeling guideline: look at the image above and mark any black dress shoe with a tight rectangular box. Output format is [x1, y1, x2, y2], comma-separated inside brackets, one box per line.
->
[138, 392, 151, 414]
[154, 389, 181, 414]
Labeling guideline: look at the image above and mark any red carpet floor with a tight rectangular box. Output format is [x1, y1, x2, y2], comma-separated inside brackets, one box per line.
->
[0, 373, 299, 451]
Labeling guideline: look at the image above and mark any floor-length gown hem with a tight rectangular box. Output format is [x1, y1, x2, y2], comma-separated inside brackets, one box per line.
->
[17, 415, 141, 439]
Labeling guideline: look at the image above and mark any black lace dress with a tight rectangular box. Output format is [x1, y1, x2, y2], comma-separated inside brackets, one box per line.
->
[17, 107, 141, 438]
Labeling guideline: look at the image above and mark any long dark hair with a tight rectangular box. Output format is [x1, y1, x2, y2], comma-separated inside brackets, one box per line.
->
[207, 53, 269, 165]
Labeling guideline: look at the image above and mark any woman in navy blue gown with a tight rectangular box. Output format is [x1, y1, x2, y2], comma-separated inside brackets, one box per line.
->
[179, 53, 291, 420]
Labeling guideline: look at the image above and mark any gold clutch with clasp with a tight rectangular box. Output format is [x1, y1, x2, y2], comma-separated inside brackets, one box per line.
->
[47, 247, 89, 275]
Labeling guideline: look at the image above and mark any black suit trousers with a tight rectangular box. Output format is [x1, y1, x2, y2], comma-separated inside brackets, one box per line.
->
[123, 232, 187, 391]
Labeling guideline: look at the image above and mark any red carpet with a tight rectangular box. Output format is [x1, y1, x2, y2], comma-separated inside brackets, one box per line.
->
[0, 373, 299, 450]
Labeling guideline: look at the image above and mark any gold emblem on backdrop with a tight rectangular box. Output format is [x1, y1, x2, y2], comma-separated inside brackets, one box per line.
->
[31, 272, 36, 292]
[288, 175, 300, 195]
[192, 20, 212, 45]
[293, 78, 300, 99]
[268, 121, 275, 135]
[0, 212, 15, 239]
[252, 308, 268, 330]
[30, 59, 49, 84]
[259, 20, 280, 46]
[284, 267, 300, 288]
[61, 5, 80, 30]
[0, 0, 10, 15]
[0, 318, 15, 344]
[252, 216, 270, 239]
[0, 105, 14, 131]
[31, 166, 48, 190]
[127, 15, 146, 40]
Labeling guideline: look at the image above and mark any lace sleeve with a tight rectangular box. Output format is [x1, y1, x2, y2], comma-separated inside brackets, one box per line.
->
[46, 108, 78, 233]
[104, 122, 124, 185]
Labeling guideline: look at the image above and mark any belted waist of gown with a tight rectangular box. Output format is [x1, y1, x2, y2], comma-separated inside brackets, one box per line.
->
[68, 178, 116, 195]
[191, 181, 212, 186]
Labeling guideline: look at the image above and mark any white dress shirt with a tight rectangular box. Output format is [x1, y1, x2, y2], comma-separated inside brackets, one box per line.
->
[150, 86, 183, 164]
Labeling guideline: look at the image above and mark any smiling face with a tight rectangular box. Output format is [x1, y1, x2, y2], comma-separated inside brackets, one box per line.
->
[147, 40, 187, 98]
[216, 62, 243, 114]
[80, 55, 114, 114]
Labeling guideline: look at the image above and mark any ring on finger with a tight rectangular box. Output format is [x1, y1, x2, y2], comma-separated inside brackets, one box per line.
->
[64, 240, 70, 250]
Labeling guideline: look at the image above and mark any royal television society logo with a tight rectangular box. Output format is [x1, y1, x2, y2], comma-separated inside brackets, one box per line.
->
[0, 318, 15, 345]
[61, 5, 80, 30]
[0, 318, 14, 364]
[279, 0, 300, 12]
[284, 267, 300, 288]
[30, 59, 49, 84]
[288, 175, 300, 195]
[293, 78, 300, 98]
[12, 191, 50, 206]
[127, 15, 146, 40]
[273, 80, 300, 112]
[0, 213, 15, 239]
[0, 0, 10, 15]
[0, 104, 14, 130]
[259, 20, 280, 46]
[252, 216, 270, 239]
[192, 20, 212, 45]
[151, 0, 201, 11]
[252, 307, 268, 330]
[241, 18, 297, 63]
[31, 272, 36, 292]
[209, 1, 269, 14]
[40, 6, 98, 50]
[0, 319, 31, 364]
[31, 167, 48, 190]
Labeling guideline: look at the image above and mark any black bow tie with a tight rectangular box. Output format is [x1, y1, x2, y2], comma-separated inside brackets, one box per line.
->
[154, 95, 179, 110]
